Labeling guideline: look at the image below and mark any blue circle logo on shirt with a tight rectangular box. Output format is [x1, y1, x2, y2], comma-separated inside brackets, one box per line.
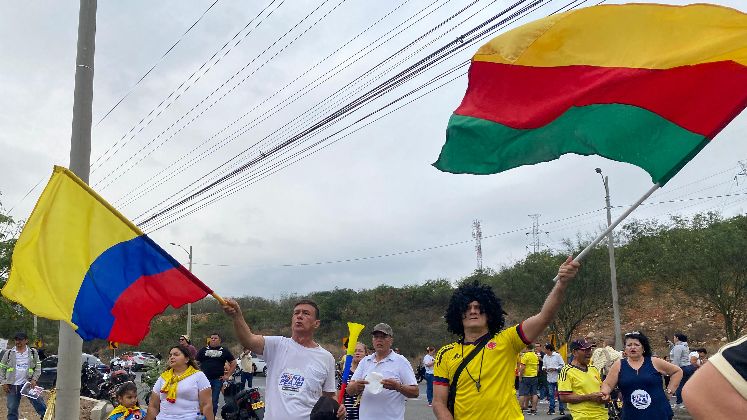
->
[630, 389, 652, 409]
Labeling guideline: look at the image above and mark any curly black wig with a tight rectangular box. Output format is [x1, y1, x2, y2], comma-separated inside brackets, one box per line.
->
[445, 280, 505, 339]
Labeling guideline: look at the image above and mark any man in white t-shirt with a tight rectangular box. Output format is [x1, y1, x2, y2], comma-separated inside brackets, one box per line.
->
[346, 323, 418, 420]
[423, 347, 436, 406]
[223, 298, 345, 420]
[542, 343, 566, 416]
[0, 331, 46, 419]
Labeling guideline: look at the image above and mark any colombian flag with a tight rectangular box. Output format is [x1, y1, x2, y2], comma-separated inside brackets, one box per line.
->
[2, 166, 213, 345]
[434, 3, 747, 184]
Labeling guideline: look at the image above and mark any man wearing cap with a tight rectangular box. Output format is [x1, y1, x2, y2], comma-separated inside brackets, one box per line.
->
[432, 257, 579, 420]
[0, 331, 47, 419]
[196, 332, 237, 416]
[179, 334, 198, 358]
[222, 298, 345, 420]
[558, 338, 607, 420]
[346, 323, 418, 420]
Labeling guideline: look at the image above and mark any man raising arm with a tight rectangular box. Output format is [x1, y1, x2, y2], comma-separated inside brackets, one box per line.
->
[223, 298, 345, 420]
[432, 257, 579, 420]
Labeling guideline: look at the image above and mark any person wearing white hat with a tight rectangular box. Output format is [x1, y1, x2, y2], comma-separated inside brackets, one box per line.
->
[346, 323, 418, 420]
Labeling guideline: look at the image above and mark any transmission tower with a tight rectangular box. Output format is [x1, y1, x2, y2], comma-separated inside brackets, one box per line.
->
[472, 219, 483, 271]
[736, 160, 747, 185]
[526, 214, 542, 254]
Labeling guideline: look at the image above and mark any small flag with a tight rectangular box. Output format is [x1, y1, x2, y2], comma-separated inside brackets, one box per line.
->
[2, 166, 213, 345]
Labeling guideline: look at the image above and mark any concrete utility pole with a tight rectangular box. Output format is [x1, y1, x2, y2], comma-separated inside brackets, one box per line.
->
[595, 168, 623, 351]
[472, 220, 483, 272]
[170, 243, 193, 337]
[57, 1, 96, 418]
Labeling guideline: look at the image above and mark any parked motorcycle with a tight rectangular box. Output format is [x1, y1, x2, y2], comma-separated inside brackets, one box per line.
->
[221, 382, 265, 419]
[99, 369, 137, 406]
[415, 362, 426, 384]
[80, 361, 105, 399]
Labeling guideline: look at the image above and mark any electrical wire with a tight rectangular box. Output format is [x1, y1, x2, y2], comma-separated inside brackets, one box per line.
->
[94, 0, 221, 127]
[94, 0, 346, 187]
[133, 0, 545, 227]
[90, 0, 285, 172]
[113, 0, 430, 207]
[122, 0, 501, 212]
[105, 0, 470, 195]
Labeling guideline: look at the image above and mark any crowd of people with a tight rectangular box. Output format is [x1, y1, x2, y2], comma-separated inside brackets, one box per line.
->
[2, 254, 745, 420]
[96, 258, 747, 420]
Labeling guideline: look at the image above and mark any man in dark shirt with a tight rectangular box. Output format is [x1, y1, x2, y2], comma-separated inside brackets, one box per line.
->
[196, 332, 237, 416]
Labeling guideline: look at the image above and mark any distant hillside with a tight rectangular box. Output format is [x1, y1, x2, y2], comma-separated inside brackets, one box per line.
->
[8, 212, 745, 365]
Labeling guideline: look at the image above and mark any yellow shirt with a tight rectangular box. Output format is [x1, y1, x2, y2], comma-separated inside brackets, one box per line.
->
[557, 364, 608, 420]
[520, 351, 539, 377]
[434, 324, 529, 420]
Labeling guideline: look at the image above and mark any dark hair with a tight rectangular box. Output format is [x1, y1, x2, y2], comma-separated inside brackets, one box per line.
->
[210, 332, 222, 339]
[169, 345, 199, 370]
[116, 381, 138, 398]
[674, 333, 688, 342]
[444, 280, 505, 338]
[545, 343, 555, 352]
[624, 332, 653, 357]
[696, 347, 707, 354]
[294, 299, 320, 319]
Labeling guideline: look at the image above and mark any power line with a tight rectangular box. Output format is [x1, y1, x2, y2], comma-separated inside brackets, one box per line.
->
[94, 0, 346, 187]
[133, 0, 547, 227]
[113, 0, 430, 207]
[90, 0, 286, 172]
[124, 0, 500, 213]
[93, 0, 221, 127]
[104, 0, 471, 195]
[158, 189, 747, 270]
[140, 59, 472, 230]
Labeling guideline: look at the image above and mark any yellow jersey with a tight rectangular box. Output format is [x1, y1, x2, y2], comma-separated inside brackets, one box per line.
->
[434, 324, 530, 420]
[520, 350, 539, 377]
[557, 363, 608, 420]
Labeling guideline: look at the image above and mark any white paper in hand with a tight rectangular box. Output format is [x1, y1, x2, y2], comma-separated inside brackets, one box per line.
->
[364, 371, 384, 394]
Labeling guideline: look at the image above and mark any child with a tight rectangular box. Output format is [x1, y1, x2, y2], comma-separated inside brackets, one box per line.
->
[107, 382, 145, 420]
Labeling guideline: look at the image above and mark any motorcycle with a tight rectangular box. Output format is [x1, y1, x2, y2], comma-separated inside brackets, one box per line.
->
[415, 362, 426, 384]
[221, 382, 265, 419]
[80, 361, 105, 399]
[99, 368, 137, 406]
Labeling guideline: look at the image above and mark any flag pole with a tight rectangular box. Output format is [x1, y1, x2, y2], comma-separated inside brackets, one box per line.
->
[56, 1, 96, 419]
[552, 183, 660, 282]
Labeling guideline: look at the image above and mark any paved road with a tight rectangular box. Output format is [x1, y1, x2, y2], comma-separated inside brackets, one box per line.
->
[135, 374, 692, 420]
[217, 376, 562, 420]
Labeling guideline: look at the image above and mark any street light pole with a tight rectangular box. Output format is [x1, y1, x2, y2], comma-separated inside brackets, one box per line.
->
[595, 168, 623, 351]
[187, 245, 192, 337]
[170, 242, 193, 337]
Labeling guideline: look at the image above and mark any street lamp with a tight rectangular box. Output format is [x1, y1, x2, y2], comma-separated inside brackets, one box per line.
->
[170, 242, 193, 337]
[595, 168, 623, 350]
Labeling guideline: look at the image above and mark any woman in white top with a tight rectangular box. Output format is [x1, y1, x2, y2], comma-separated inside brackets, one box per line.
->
[145, 344, 214, 420]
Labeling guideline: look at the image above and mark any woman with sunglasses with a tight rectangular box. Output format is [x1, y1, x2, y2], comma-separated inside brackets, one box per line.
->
[601, 332, 682, 419]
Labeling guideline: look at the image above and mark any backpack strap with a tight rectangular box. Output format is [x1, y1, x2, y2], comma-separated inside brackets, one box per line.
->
[447, 336, 490, 415]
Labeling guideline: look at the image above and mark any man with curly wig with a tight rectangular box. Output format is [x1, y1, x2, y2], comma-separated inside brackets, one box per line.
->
[432, 256, 580, 420]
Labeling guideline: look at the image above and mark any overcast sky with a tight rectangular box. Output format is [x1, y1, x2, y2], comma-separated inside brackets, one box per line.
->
[2, 0, 746, 299]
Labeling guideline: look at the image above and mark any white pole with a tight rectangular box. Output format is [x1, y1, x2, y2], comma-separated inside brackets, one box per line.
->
[187, 245, 193, 338]
[598, 171, 624, 351]
[57, 1, 96, 418]
[552, 183, 660, 282]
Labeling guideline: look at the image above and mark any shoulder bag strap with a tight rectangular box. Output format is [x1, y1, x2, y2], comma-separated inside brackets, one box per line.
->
[447, 337, 489, 415]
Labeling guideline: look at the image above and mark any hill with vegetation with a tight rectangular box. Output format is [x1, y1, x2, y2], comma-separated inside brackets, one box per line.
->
[2, 211, 746, 363]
